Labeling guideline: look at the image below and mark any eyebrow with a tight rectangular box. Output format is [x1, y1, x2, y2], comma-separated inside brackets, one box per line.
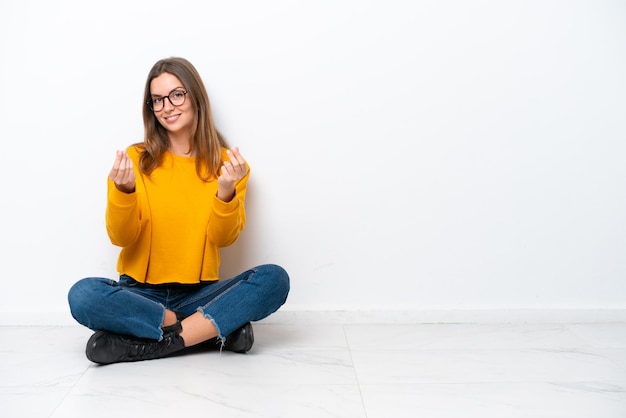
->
[150, 86, 186, 97]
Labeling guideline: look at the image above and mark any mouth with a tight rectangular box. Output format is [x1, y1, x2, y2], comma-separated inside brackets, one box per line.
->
[164, 114, 181, 123]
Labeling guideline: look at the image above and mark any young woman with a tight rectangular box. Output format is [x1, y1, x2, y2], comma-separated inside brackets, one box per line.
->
[68, 57, 289, 365]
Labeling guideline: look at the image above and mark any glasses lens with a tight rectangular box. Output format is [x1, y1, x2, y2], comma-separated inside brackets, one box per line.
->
[148, 90, 185, 111]
[149, 97, 163, 111]
[169, 90, 186, 106]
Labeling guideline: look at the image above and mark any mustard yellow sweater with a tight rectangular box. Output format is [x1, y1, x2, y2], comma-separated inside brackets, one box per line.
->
[106, 146, 248, 285]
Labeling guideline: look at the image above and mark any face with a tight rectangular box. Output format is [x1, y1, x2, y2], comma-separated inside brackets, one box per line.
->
[149, 72, 194, 139]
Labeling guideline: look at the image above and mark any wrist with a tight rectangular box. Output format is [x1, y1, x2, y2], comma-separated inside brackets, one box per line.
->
[115, 183, 135, 194]
[216, 186, 235, 202]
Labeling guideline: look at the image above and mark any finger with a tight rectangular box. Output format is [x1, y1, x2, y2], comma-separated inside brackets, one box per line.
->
[122, 155, 135, 182]
[121, 153, 131, 173]
[228, 151, 248, 180]
[225, 158, 242, 175]
[111, 151, 135, 184]
[221, 161, 234, 179]
[118, 153, 129, 178]
[227, 147, 246, 166]
[109, 151, 125, 180]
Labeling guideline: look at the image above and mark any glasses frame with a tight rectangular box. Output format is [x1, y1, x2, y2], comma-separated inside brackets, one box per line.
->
[147, 88, 188, 111]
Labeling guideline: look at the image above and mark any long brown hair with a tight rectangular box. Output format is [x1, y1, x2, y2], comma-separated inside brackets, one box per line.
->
[137, 57, 227, 181]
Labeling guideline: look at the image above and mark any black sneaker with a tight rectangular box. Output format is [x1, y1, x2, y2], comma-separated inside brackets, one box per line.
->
[223, 322, 254, 353]
[86, 329, 185, 365]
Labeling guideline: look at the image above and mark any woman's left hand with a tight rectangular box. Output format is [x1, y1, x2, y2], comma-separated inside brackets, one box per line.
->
[217, 147, 248, 202]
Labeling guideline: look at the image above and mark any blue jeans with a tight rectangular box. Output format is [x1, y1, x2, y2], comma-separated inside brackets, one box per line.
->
[68, 264, 289, 341]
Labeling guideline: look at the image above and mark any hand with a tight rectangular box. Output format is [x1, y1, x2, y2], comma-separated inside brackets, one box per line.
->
[217, 147, 248, 202]
[109, 150, 136, 193]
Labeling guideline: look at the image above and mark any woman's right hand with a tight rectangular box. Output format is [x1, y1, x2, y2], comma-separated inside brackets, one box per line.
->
[109, 150, 136, 193]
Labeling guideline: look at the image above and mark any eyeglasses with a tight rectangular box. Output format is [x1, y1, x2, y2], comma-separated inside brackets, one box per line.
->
[147, 89, 188, 111]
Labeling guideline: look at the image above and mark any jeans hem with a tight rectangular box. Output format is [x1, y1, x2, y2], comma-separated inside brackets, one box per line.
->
[198, 308, 225, 342]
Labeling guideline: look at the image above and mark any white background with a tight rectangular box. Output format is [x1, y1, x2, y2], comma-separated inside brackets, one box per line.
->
[1, 0, 625, 323]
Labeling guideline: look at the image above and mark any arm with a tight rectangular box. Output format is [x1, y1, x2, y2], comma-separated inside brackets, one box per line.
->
[109, 150, 136, 194]
[207, 147, 249, 246]
[105, 149, 141, 246]
[216, 147, 248, 202]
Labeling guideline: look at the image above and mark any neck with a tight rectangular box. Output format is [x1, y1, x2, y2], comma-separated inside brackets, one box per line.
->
[168, 134, 194, 157]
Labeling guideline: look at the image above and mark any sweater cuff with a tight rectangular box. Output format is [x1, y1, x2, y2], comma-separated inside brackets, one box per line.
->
[107, 179, 137, 205]
[213, 193, 239, 215]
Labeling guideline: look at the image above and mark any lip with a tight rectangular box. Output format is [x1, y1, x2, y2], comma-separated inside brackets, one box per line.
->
[163, 114, 181, 123]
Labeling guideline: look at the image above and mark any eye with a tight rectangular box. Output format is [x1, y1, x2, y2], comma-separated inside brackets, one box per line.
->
[172, 91, 185, 99]
[152, 97, 163, 104]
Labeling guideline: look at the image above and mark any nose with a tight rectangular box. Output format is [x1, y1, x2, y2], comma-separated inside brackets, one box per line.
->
[162, 97, 175, 111]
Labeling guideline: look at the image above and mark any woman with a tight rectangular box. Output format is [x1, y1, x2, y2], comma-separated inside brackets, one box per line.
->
[68, 57, 289, 365]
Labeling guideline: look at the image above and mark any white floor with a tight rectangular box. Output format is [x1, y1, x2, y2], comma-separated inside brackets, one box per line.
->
[1, 322, 626, 417]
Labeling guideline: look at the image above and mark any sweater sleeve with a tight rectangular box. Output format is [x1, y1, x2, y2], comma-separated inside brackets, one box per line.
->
[206, 168, 249, 247]
[105, 179, 142, 247]
[105, 146, 143, 247]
